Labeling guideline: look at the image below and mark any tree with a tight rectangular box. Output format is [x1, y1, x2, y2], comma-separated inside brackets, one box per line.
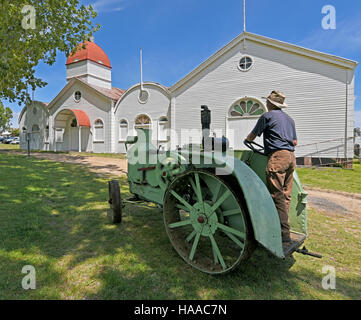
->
[0, 0, 99, 104]
[355, 127, 361, 138]
[0, 101, 13, 132]
[11, 128, 20, 136]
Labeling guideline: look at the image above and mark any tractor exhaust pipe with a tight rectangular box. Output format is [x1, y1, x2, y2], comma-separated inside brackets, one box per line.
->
[201, 105, 229, 152]
[201, 105, 211, 150]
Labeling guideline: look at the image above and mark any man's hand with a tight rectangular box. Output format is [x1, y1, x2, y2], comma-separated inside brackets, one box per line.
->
[293, 140, 298, 147]
[246, 132, 256, 142]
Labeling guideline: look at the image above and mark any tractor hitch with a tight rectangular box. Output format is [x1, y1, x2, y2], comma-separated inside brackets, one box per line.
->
[296, 246, 322, 259]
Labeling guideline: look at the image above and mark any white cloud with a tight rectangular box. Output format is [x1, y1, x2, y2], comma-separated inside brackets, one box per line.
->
[299, 15, 361, 56]
[355, 110, 361, 129]
[91, 0, 127, 13]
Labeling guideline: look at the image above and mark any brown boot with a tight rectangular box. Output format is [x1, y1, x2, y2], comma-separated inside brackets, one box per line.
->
[282, 234, 291, 243]
[282, 234, 292, 253]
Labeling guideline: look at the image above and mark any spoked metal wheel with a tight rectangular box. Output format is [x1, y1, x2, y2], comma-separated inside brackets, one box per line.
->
[108, 180, 122, 224]
[163, 170, 254, 275]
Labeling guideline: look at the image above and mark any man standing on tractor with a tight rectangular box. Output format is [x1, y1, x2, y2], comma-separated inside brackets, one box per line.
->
[245, 90, 298, 248]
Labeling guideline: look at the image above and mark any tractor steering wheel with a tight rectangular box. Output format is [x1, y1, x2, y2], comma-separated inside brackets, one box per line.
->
[244, 140, 266, 155]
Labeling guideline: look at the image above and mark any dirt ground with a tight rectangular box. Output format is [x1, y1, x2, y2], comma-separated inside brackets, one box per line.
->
[3, 150, 361, 219]
[304, 187, 361, 220]
[21, 151, 128, 177]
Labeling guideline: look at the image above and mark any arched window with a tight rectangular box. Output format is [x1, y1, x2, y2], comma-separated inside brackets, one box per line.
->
[94, 119, 104, 141]
[119, 119, 128, 142]
[158, 116, 168, 141]
[229, 98, 266, 118]
[135, 114, 151, 129]
[32, 124, 40, 132]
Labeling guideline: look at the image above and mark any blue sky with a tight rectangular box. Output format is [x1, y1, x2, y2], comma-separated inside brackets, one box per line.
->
[4, 0, 361, 128]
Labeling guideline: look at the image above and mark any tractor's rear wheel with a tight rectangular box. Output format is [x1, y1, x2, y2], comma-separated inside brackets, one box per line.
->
[108, 180, 122, 224]
[163, 170, 254, 275]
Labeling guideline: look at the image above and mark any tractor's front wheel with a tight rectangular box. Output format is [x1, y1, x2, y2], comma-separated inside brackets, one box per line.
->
[163, 170, 254, 275]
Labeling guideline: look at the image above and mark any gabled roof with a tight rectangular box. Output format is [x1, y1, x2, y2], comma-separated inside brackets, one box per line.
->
[77, 79, 124, 101]
[47, 78, 124, 110]
[170, 31, 358, 93]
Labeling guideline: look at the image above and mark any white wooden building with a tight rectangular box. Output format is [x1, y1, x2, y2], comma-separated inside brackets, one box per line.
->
[19, 32, 358, 163]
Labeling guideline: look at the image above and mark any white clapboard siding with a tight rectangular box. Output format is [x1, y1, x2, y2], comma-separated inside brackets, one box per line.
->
[49, 82, 112, 153]
[114, 83, 171, 154]
[19, 101, 49, 151]
[172, 38, 356, 158]
[66, 60, 112, 89]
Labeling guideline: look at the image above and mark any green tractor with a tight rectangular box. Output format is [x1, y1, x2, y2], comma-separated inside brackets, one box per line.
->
[108, 106, 320, 275]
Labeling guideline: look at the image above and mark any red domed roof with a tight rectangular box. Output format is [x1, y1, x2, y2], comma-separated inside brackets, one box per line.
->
[66, 41, 111, 68]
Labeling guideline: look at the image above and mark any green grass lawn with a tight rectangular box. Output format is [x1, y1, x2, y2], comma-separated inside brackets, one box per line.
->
[0, 153, 360, 300]
[297, 163, 361, 194]
[68, 151, 126, 159]
[0, 144, 20, 150]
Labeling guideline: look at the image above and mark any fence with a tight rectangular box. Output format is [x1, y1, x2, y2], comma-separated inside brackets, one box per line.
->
[296, 137, 355, 167]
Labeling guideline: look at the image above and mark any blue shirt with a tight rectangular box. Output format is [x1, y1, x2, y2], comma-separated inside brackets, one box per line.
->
[252, 110, 297, 155]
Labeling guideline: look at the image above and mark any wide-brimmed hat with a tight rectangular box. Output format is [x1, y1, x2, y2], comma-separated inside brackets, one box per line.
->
[262, 90, 288, 108]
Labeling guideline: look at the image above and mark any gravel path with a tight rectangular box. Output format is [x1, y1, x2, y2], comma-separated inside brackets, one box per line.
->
[304, 187, 361, 220]
[1, 150, 128, 177]
[32, 153, 128, 177]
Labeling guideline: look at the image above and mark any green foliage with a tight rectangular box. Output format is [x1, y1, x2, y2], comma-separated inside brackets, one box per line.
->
[0, 0, 100, 104]
[0, 153, 360, 299]
[0, 100, 13, 131]
[11, 128, 20, 136]
[354, 127, 361, 137]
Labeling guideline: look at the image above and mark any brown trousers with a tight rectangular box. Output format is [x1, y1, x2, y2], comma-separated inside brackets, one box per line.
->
[266, 150, 296, 240]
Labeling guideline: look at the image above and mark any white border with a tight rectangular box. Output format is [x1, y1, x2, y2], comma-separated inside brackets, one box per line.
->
[74, 91, 81, 103]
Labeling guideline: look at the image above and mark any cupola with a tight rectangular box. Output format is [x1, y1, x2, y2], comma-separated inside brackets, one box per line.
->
[66, 39, 112, 89]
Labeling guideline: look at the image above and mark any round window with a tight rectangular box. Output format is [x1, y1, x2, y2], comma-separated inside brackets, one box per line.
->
[138, 90, 149, 104]
[74, 91, 81, 102]
[238, 56, 253, 71]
